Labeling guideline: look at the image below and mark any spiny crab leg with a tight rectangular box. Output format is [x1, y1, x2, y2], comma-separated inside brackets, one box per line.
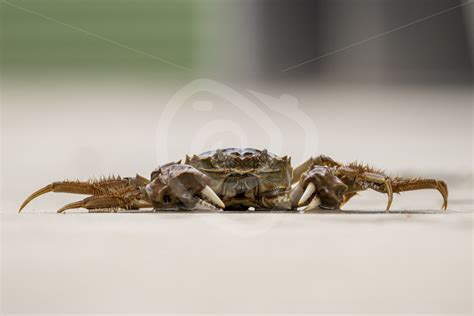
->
[357, 172, 394, 212]
[58, 196, 125, 213]
[57, 186, 224, 213]
[19, 176, 149, 213]
[18, 180, 118, 213]
[57, 195, 152, 213]
[338, 163, 448, 211]
[200, 185, 225, 209]
[391, 178, 448, 210]
[355, 172, 448, 211]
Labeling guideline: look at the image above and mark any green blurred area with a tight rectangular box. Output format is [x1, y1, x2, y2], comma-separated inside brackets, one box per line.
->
[1, 0, 196, 75]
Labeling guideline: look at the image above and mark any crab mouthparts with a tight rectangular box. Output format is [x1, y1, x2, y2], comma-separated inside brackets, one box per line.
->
[222, 174, 259, 199]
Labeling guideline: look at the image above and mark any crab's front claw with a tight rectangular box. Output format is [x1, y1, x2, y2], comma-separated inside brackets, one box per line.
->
[146, 163, 225, 211]
[294, 165, 348, 211]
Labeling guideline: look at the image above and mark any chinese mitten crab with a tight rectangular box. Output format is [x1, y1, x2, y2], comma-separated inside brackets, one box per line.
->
[19, 148, 448, 213]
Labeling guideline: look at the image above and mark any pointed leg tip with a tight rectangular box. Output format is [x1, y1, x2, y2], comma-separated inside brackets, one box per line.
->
[18, 200, 31, 213]
[57, 208, 66, 213]
[18, 184, 54, 213]
[383, 180, 393, 213]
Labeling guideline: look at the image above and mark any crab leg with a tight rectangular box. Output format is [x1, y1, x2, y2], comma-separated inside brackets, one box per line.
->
[391, 177, 448, 210]
[355, 173, 448, 211]
[57, 194, 152, 213]
[357, 172, 394, 211]
[19, 176, 147, 212]
[20, 180, 114, 212]
[338, 164, 448, 211]
[340, 192, 358, 208]
[58, 196, 124, 213]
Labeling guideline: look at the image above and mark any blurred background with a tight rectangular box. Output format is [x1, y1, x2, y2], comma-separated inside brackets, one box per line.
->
[2, 0, 473, 81]
[2, 0, 472, 209]
[1, 0, 473, 314]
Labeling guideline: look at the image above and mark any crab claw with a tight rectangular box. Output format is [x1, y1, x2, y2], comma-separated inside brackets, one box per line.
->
[298, 182, 316, 206]
[290, 181, 321, 211]
[191, 196, 223, 212]
[303, 195, 321, 211]
[201, 185, 225, 208]
[298, 166, 348, 210]
[146, 163, 225, 211]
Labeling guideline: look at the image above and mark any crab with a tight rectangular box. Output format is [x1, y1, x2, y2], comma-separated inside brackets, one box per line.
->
[19, 148, 448, 213]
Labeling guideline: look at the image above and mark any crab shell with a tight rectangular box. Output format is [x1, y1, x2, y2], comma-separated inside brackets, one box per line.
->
[185, 148, 292, 208]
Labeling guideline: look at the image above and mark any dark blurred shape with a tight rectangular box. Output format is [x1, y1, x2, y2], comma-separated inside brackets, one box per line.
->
[259, 0, 473, 84]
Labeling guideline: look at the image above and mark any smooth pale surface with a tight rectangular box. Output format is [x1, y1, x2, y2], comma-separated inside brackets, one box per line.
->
[2, 82, 473, 314]
[1, 210, 472, 314]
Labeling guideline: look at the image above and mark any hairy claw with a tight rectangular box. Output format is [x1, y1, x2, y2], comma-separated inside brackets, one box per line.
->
[298, 182, 316, 206]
